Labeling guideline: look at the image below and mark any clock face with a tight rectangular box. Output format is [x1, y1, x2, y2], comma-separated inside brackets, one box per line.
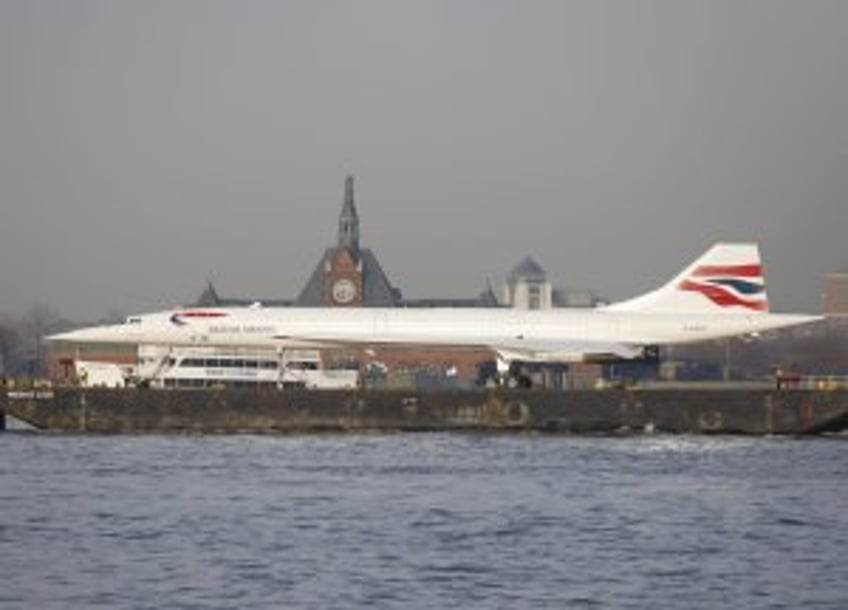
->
[332, 278, 357, 304]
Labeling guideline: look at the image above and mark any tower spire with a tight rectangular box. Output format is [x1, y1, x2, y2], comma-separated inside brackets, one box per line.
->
[338, 175, 360, 252]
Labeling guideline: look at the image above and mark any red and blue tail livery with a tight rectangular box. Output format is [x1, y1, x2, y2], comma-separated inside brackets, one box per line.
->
[606, 243, 771, 314]
[678, 263, 768, 311]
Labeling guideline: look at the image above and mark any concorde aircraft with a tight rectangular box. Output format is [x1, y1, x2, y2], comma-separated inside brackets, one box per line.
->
[49, 244, 821, 375]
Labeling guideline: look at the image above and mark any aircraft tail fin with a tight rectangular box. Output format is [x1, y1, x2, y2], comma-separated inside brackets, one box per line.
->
[605, 243, 769, 314]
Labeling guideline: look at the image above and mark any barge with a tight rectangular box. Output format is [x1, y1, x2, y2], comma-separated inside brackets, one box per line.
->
[3, 386, 848, 435]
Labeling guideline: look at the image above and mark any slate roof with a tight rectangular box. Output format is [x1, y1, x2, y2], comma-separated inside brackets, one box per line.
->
[295, 248, 400, 307]
[509, 257, 547, 282]
[195, 280, 221, 307]
[403, 283, 501, 308]
[193, 281, 293, 308]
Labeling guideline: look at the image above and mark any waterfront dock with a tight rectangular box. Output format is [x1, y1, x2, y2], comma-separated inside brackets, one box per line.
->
[3, 386, 848, 435]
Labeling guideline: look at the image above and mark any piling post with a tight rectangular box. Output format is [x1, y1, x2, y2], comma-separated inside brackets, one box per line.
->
[0, 379, 6, 430]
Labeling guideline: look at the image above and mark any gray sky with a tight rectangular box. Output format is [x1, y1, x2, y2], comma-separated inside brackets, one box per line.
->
[1, 0, 846, 320]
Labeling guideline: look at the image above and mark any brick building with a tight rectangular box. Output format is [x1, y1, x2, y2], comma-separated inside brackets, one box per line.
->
[823, 271, 848, 316]
[296, 176, 400, 307]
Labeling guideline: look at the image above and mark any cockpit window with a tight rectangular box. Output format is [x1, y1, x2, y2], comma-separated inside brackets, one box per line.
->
[125, 317, 142, 325]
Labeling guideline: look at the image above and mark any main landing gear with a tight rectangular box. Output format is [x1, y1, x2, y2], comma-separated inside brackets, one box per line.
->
[496, 359, 533, 389]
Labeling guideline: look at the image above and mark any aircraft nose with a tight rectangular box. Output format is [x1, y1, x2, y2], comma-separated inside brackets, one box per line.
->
[46, 329, 85, 342]
[46, 325, 123, 343]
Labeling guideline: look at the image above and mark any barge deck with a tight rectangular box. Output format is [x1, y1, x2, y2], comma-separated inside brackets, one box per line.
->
[3, 386, 848, 435]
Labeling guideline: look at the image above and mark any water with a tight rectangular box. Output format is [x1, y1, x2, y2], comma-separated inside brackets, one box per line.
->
[1, 432, 847, 609]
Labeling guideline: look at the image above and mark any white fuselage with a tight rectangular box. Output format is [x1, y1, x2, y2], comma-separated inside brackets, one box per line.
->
[47, 242, 822, 365]
[52, 306, 818, 359]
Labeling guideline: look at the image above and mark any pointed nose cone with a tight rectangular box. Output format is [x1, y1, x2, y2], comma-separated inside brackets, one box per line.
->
[46, 329, 87, 342]
[46, 325, 126, 344]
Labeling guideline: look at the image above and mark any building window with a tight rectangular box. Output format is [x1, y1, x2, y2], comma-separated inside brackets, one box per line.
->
[528, 285, 541, 310]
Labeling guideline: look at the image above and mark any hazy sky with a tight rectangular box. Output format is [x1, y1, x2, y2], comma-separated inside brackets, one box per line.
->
[1, 0, 846, 320]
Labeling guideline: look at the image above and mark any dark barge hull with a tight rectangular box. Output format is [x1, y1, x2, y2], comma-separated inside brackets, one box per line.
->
[3, 387, 848, 435]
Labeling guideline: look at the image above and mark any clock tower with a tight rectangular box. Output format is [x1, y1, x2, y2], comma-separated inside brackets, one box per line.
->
[323, 176, 364, 306]
[296, 176, 399, 307]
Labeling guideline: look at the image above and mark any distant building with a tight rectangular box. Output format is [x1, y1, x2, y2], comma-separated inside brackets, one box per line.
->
[297, 176, 400, 307]
[194, 176, 400, 308]
[823, 271, 848, 315]
[503, 257, 601, 309]
[193, 279, 292, 308]
[504, 257, 552, 310]
[191, 175, 500, 309]
[195, 281, 221, 307]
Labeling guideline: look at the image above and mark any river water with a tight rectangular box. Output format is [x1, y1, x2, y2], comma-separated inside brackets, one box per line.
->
[1, 431, 846, 609]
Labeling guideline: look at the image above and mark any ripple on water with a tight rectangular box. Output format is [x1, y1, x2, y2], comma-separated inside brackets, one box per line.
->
[1, 433, 847, 609]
